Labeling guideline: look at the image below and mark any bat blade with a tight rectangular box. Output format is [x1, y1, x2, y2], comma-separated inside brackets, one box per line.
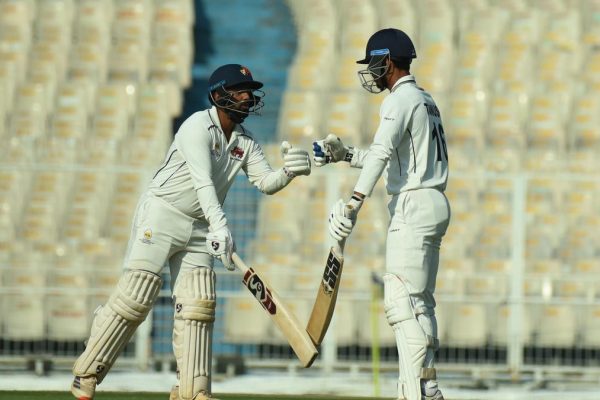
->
[232, 253, 318, 368]
[306, 245, 344, 346]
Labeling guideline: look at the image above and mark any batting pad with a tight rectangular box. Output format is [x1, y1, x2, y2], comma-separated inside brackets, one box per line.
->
[172, 268, 216, 400]
[384, 273, 437, 400]
[73, 269, 162, 383]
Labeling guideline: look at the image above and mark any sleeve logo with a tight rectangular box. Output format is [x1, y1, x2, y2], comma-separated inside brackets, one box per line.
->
[140, 228, 154, 244]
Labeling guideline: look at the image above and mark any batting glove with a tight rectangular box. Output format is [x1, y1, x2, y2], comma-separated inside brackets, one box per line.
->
[328, 196, 362, 242]
[281, 141, 311, 177]
[312, 134, 353, 167]
[206, 226, 236, 271]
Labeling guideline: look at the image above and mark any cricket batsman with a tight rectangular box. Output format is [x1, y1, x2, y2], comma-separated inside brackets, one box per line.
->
[70, 64, 311, 400]
[312, 28, 451, 400]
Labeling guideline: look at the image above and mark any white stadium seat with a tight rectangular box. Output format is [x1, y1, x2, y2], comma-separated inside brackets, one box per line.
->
[445, 303, 487, 347]
[533, 304, 577, 347]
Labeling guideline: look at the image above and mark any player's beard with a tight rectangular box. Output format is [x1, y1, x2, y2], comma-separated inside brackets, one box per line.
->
[227, 103, 250, 124]
[374, 75, 388, 92]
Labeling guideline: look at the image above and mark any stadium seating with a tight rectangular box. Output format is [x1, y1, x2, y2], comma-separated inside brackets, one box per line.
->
[580, 305, 600, 348]
[260, 0, 600, 353]
[1, 0, 599, 370]
[489, 304, 532, 346]
[223, 297, 272, 344]
[532, 304, 577, 347]
[445, 303, 487, 347]
[0, 0, 193, 343]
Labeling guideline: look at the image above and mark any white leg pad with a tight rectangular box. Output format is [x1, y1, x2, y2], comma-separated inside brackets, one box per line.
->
[384, 273, 437, 400]
[172, 268, 216, 400]
[73, 269, 162, 383]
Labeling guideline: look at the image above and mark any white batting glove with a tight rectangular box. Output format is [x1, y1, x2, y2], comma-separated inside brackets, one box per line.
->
[281, 141, 311, 177]
[206, 226, 236, 271]
[328, 196, 362, 242]
[312, 134, 352, 167]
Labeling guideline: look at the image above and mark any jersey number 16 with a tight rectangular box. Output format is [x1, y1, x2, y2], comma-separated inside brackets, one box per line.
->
[431, 123, 448, 162]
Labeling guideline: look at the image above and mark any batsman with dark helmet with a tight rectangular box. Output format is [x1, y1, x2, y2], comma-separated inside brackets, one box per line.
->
[70, 64, 311, 400]
[313, 28, 451, 400]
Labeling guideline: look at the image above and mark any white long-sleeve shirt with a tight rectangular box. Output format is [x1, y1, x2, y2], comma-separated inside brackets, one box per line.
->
[352, 75, 448, 196]
[148, 107, 292, 229]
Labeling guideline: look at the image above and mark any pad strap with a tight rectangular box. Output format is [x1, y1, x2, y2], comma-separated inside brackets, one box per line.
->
[177, 299, 216, 322]
[421, 367, 437, 380]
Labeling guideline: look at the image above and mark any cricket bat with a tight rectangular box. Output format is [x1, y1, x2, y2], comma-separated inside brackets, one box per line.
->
[306, 205, 356, 346]
[232, 253, 318, 368]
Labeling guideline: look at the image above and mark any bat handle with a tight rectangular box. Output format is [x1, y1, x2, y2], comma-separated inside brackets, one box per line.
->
[337, 204, 357, 252]
[231, 252, 248, 274]
[344, 204, 357, 219]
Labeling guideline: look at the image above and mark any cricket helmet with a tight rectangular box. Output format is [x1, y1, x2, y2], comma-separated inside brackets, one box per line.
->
[356, 28, 417, 93]
[356, 28, 417, 65]
[208, 64, 264, 123]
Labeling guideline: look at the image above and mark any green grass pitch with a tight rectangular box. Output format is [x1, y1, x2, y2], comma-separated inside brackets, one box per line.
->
[0, 392, 392, 400]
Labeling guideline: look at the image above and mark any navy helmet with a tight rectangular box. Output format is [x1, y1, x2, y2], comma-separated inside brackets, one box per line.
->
[357, 28, 416, 93]
[208, 64, 264, 123]
[208, 64, 263, 92]
[356, 28, 417, 65]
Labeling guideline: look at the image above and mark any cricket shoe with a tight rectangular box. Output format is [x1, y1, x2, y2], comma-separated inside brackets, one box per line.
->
[423, 390, 444, 400]
[169, 385, 220, 400]
[71, 375, 97, 400]
[423, 391, 444, 400]
[422, 380, 444, 400]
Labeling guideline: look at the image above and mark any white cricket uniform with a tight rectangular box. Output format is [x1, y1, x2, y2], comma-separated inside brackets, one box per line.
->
[351, 75, 451, 306]
[124, 106, 292, 277]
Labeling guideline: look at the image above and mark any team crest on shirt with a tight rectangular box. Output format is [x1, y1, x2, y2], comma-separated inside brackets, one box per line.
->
[230, 146, 244, 160]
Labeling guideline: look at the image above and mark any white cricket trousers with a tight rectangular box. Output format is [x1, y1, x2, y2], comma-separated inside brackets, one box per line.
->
[386, 188, 451, 313]
[123, 192, 214, 286]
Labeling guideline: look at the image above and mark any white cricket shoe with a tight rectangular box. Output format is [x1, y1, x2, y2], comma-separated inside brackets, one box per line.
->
[422, 380, 444, 400]
[169, 385, 220, 400]
[423, 391, 444, 400]
[71, 375, 97, 400]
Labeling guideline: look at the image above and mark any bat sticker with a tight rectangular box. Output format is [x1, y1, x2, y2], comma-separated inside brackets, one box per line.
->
[322, 251, 342, 295]
[243, 268, 277, 314]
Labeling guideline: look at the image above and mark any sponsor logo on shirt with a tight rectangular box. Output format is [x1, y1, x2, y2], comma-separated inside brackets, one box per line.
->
[140, 228, 154, 244]
[211, 141, 221, 158]
[230, 146, 244, 160]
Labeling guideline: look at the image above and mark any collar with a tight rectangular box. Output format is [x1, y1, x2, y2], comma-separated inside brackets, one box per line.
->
[208, 106, 239, 148]
[390, 74, 416, 92]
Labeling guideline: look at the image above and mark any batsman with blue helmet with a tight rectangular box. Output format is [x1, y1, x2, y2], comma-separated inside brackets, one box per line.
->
[313, 28, 451, 400]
